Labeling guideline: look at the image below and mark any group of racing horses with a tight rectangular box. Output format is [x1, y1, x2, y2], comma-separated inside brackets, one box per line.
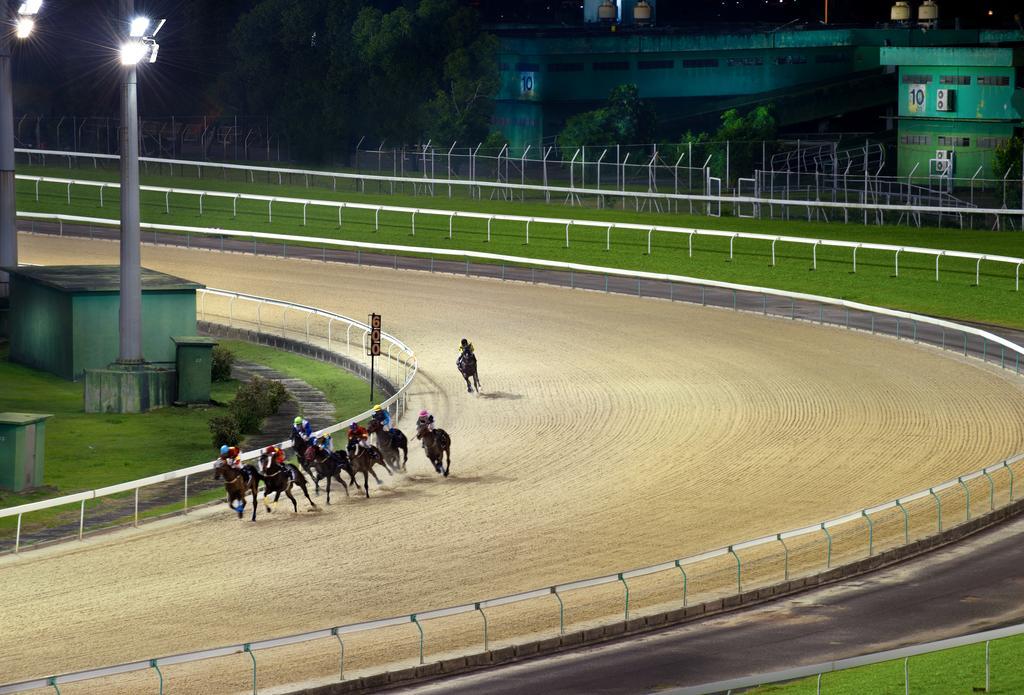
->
[214, 419, 453, 521]
[213, 343, 479, 521]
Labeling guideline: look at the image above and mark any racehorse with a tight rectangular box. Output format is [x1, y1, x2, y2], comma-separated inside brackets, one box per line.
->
[291, 432, 314, 478]
[304, 445, 353, 504]
[416, 424, 451, 477]
[257, 454, 317, 513]
[213, 460, 260, 522]
[457, 351, 480, 394]
[366, 419, 408, 472]
[346, 439, 393, 498]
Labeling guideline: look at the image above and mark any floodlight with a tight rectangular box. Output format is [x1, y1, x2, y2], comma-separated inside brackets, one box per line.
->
[120, 40, 149, 66]
[148, 42, 159, 63]
[18, 0, 43, 16]
[15, 17, 34, 38]
[151, 19, 166, 36]
[129, 17, 150, 38]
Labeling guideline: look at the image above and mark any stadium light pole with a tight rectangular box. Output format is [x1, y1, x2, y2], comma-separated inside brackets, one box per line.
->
[0, 0, 42, 299]
[116, 0, 162, 364]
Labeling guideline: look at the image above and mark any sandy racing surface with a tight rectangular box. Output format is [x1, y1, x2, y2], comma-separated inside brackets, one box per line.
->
[2, 235, 1023, 693]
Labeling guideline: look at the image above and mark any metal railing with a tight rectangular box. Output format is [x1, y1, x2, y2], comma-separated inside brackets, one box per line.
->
[667, 621, 1024, 694]
[2, 227, 1023, 693]
[14, 147, 1024, 228]
[14, 181, 1024, 291]
[0, 288, 418, 554]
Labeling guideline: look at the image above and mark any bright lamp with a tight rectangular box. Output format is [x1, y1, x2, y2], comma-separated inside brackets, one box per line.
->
[15, 17, 34, 38]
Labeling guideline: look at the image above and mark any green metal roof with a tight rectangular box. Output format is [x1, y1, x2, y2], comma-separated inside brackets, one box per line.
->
[880, 46, 1023, 66]
[1, 265, 204, 293]
[0, 413, 53, 425]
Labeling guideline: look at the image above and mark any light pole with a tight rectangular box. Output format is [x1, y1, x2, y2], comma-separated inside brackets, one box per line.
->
[0, 0, 42, 299]
[116, 2, 162, 364]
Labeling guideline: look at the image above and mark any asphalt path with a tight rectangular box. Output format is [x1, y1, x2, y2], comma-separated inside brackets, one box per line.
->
[388, 514, 1024, 694]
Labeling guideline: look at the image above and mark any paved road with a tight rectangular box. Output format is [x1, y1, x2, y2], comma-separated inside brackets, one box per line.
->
[389, 515, 1024, 694]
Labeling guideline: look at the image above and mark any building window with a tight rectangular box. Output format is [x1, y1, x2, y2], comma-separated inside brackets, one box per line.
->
[548, 62, 583, 72]
[727, 57, 764, 67]
[977, 75, 1010, 86]
[682, 58, 719, 68]
[776, 55, 808, 65]
[937, 136, 970, 147]
[515, 62, 540, 72]
[593, 61, 630, 71]
[815, 53, 850, 64]
[977, 137, 1009, 148]
[900, 135, 930, 145]
[901, 74, 933, 83]
[939, 75, 970, 85]
[639, 59, 673, 70]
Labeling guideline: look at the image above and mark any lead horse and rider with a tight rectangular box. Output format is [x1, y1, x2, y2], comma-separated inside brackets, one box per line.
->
[457, 338, 480, 394]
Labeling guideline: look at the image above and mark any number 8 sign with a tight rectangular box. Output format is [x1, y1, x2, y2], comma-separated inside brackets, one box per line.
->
[908, 84, 926, 113]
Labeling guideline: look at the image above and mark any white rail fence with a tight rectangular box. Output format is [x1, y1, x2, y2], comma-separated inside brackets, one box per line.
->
[667, 621, 1024, 695]
[14, 181, 1024, 290]
[2, 236, 1023, 693]
[15, 147, 1024, 224]
[0, 288, 418, 554]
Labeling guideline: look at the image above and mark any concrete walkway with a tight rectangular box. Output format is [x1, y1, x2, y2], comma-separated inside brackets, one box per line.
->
[231, 361, 336, 448]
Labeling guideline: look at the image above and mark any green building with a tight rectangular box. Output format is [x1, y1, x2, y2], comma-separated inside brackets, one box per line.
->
[880, 46, 1023, 179]
[4, 265, 202, 381]
[493, 26, 1024, 151]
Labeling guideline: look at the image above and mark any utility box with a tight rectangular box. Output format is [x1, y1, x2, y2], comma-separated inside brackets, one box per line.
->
[0, 413, 53, 492]
[173, 336, 218, 404]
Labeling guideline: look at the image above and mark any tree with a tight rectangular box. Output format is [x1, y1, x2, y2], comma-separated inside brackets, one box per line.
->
[675, 106, 777, 184]
[994, 135, 1022, 180]
[557, 85, 657, 155]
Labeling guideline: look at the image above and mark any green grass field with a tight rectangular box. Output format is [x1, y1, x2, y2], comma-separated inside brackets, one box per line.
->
[16, 164, 1024, 328]
[749, 633, 1024, 694]
[0, 339, 369, 516]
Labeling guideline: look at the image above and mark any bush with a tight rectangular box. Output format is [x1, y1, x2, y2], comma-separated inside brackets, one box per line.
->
[208, 415, 242, 448]
[229, 376, 292, 434]
[211, 346, 236, 383]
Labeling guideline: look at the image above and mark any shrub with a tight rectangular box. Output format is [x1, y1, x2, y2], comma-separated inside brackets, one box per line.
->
[211, 346, 236, 383]
[209, 415, 241, 448]
[229, 376, 292, 434]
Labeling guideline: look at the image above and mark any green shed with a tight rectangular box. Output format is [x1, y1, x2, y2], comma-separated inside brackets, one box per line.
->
[0, 413, 52, 492]
[3, 265, 204, 381]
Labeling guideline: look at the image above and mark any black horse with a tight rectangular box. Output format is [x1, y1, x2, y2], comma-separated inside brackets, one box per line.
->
[292, 432, 314, 478]
[304, 445, 354, 504]
[457, 351, 480, 394]
[257, 454, 318, 513]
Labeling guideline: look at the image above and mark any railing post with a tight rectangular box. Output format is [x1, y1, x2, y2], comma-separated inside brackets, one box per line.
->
[183, 475, 189, 513]
[983, 470, 996, 511]
[412, 614, 425, 664]
[244, 644, 257, 694]
[863, 510, 874, 556]
[1006, 461, 1015, 501]
[821, 524, 832, 568]
[985, 640, 990, 693]
[728, 546, 742, 593]
[618, 573, 630, 622]
[553, 589, 565, 635]
[930, 488, 943, 531]
[777, 534, 790, 580]
[675, 560, 688, 607]
[331, 628, 345, 680]
[79, 498, 86, 541]
[476, 603, 489, 651]
[904, 656, 910, 695]
[150, 659, 163, 695]
[958, 477, 971, 521]
[47, 677, 60, 694]
[896, 499, 909, 544]
[16, 513, 22, 553]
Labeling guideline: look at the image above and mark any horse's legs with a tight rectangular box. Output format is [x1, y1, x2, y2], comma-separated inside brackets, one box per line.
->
[444, 446, 451, 477]
[324, 474, 331, 505]
[401, 445, 408, 470]
[333, 471, 350, 497]
[250, 485, 258, 521]
[298, 481, 316, 509]
[282, 487, 299, 513]
[362, 471, 370, 498]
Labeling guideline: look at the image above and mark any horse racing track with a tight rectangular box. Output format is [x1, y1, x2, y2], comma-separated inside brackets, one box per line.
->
[2, 235, 1023, 694]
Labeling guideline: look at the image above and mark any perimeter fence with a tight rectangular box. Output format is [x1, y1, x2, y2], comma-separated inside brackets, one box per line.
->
[14, 147, 1024, 229]
[0, 288, 418, 555]
[2, 217, 1023, 694]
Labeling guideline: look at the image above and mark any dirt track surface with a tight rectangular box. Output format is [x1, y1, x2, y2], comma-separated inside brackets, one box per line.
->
[3, 235, 1023, 694]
